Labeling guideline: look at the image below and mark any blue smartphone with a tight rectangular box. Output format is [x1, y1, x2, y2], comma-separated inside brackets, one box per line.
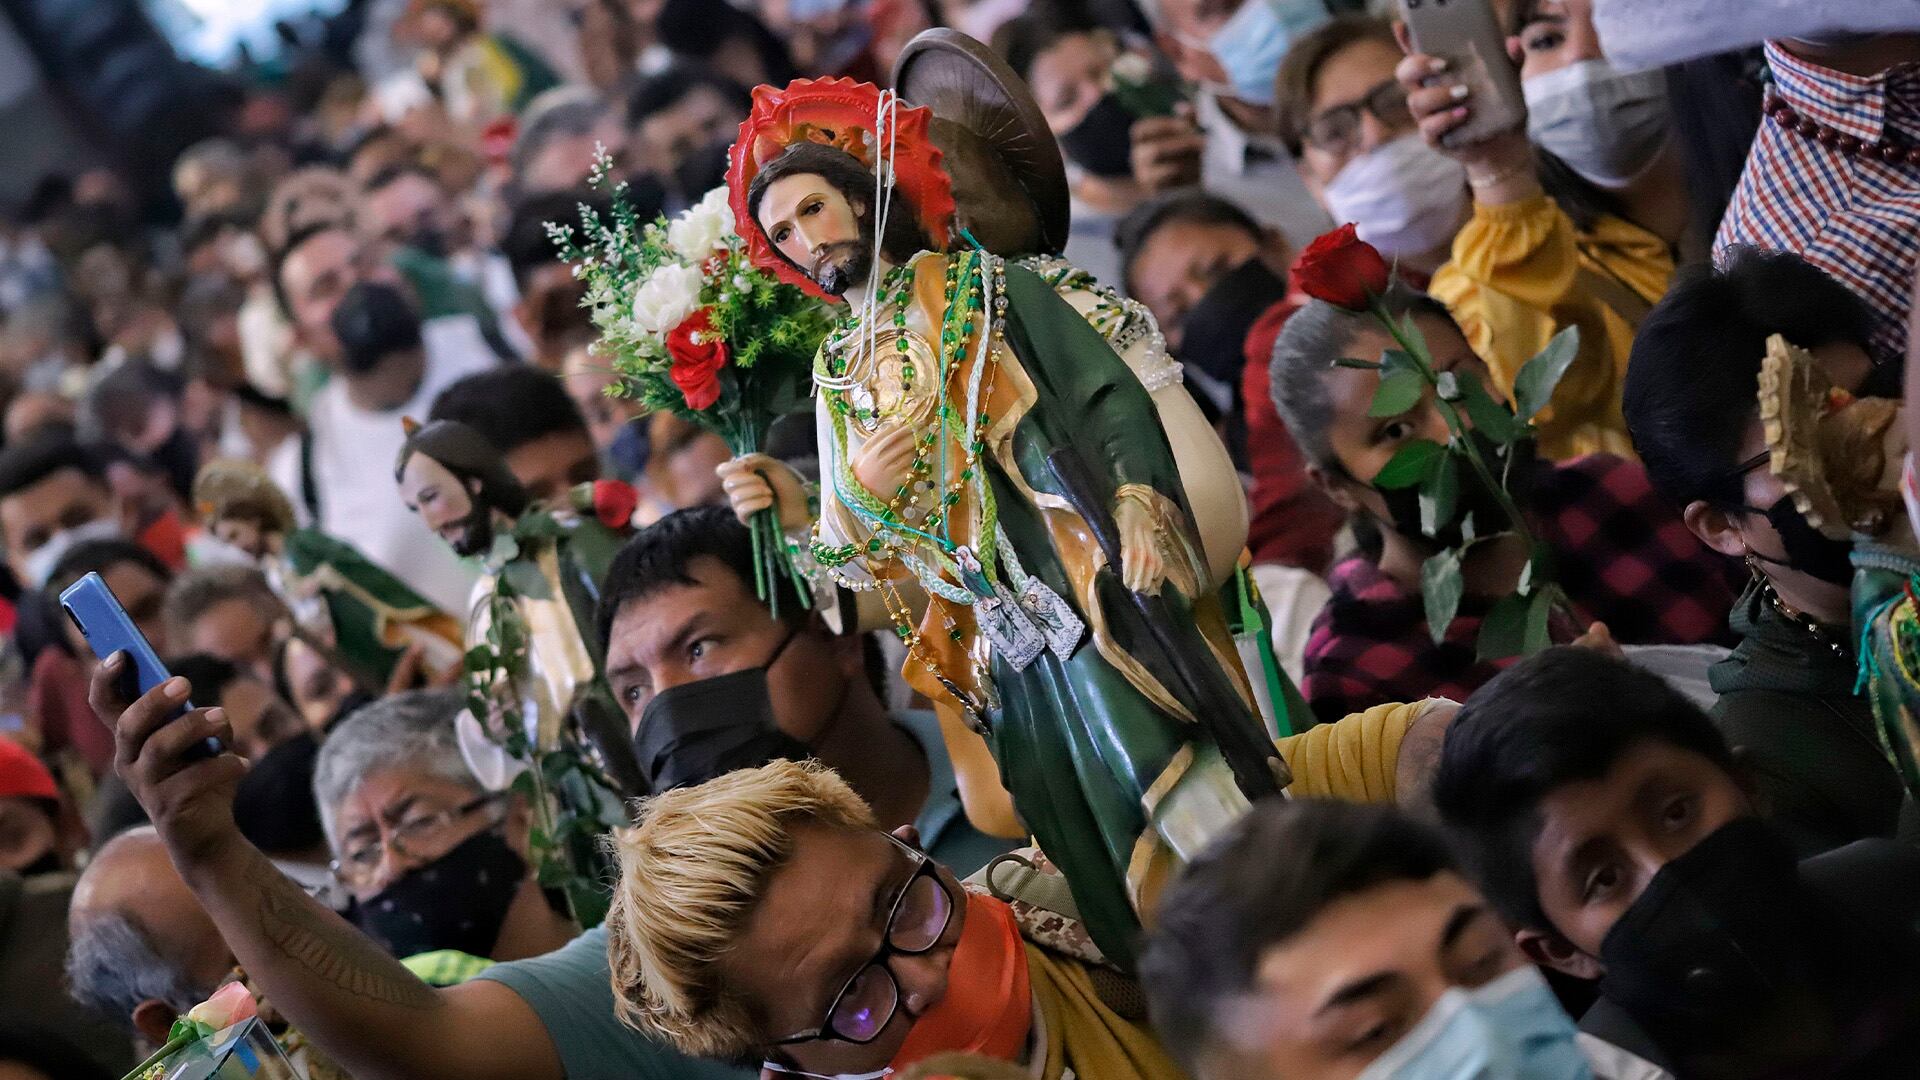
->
[58, 571, 224, 760]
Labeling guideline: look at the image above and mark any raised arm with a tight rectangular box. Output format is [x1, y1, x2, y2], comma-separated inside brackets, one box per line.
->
[89, 657, 564, 1080]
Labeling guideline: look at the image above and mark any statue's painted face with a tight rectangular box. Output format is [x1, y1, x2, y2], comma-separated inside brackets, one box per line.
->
[756, 172, 873, 296]
[399, 451, 491, 557]
[212, 516, 267, 560]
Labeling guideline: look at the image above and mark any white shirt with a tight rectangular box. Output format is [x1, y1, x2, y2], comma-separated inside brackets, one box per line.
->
[268, 314, 498, 616]
[1195, 90, 1334, 252]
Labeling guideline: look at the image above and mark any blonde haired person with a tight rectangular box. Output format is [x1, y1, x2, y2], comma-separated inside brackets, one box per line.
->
[606, 761, 1185, 1080]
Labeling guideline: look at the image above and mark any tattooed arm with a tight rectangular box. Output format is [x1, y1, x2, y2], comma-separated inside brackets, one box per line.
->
[92, 656, 564, 1080]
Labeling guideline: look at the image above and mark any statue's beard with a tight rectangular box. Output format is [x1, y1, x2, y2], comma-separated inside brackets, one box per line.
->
[446, 502, 495, 558]
[811, 240, 874, 298]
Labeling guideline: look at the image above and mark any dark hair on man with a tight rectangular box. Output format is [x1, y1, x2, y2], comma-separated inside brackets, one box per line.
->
[0, 431, 105, 500]
[995, 6, 1099, 83]
[429, 367, 590, 455]
[364, 162, 440, 197]
[1140, 799, 1457, 1073]
[655, 0, 796, 85]
[1274, 15, 1399, 156]
[269, 220, 353, 320]
[502, 188, 614, 288]
[1114, 190, 1262, 296]
[1434, 647, 1738, 932]
[1624, 247, 1877, 513]
[624, 65, 751, 129]
[49, 539, 171, 599]
[1270, 279, 1457, 473]
[744, 142, 933, 270]
[597, 506, 793, 651]
[168, 653, 242, 707]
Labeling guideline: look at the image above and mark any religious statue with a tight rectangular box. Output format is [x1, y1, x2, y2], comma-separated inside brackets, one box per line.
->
[193, 458, 464, 692]
[395, 418, 641, 923]
[725, 70, 1284, 969]
[1757, 335, 1920, 798]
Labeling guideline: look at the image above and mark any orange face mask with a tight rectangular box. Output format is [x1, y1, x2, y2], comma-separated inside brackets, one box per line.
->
[890, 891, 1033, 1070]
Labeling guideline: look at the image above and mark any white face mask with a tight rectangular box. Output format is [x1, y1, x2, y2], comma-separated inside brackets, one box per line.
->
[22, 516, 122, 587]
[1355, 966, 1594, 1080]
[1324, 134, 1471, 261]
[1524, 59, 1670, 190]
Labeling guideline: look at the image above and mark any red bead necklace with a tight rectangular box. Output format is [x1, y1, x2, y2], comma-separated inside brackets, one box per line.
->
[1764, 93, 1920, 166]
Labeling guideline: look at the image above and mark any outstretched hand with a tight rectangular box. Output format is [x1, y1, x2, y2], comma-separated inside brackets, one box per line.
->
[89, 654, 246, 861]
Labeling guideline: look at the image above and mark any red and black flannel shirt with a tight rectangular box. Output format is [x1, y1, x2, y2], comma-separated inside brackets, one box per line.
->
[1301, 454, 1742, 725]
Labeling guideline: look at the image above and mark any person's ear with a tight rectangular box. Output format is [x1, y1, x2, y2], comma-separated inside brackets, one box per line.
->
[467, 476, 483, 497]
[890, 824, 922, 850]
[1392, 19, 1414, 56]
[1727, 746, 1770, 817]
[825, 621, 865, 681]
[1517, 927, 1604, 981]
[1309, 464, 1365, 516]
[1682, 499, 1749, 560]
[132, 999, 180, 1047]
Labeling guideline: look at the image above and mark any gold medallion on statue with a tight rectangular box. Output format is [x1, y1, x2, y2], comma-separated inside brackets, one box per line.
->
[842, 327, 941, 437]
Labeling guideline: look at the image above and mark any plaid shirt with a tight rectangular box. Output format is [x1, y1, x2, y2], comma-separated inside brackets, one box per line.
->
[1302, 455, 1741, 724]
[1716, 42, 1920, 370]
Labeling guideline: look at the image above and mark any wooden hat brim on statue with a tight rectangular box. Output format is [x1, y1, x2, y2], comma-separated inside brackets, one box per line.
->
[892, 28, 1072, 258]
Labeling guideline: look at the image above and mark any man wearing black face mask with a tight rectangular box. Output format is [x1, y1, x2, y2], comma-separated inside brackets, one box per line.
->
[599, 506, 1013, 872]
[1626, 248, 1903, 856]
[265, 224, 499, 619]
[313, 690, 579, 981]
[1439, 648, 1920, 1080]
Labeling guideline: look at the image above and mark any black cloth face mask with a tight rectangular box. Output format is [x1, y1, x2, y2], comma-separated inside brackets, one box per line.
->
[331, 280, 423, 376]
[630, 629, 812, 793]
[1598, 818, 1838, 1055]
[234, 731, 325, 857]
[351, 829, 525, 960]
[1376, 432, 1538, 550]
[1178, 257, 1288, 388]
[1744, 495, 1856, 586]
[1059, 92, 1137, 179]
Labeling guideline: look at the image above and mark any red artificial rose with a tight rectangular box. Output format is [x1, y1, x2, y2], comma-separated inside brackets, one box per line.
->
[667, 307, 728, 411]
[591, 479, 640, 530]
[1292, 223, 1391, 311]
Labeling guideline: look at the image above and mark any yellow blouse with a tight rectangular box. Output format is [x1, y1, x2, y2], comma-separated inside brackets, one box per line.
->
[1430, 195, 1673, 460]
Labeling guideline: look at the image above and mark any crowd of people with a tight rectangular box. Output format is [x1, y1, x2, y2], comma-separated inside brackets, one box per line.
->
[1, 0, 1918, 1077]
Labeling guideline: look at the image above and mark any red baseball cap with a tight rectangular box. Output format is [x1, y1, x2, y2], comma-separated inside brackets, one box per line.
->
[0, 737, 59, 802]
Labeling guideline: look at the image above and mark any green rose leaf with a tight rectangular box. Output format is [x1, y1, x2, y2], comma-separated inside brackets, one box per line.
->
[502, 559, 553, 601]
[1373, 439, 1446, 490]
[1422, 548, 1465, 646]
[1370, 368, 1426, 417]
[1478, 593, 1531, 660]
[1420, 451, 1460, 537]
[1381, 348, 1418, 375]
[1524, 586, 1557, 654]
[1455, 370, 1523, 444]
[1513, 325, 1581, 422]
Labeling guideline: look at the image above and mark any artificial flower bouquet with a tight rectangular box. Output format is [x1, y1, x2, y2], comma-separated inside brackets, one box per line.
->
[122, 984, 298, 1080]
[1294, 224, 1580, 657]
[554, 168, 835, 615]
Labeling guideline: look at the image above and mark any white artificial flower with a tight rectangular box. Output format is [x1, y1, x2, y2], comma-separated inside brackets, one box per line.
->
[631, 262, 705, 335]
[667, 187, 737, 261]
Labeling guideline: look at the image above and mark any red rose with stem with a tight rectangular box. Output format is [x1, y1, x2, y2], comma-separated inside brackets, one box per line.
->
[1291, 223, 1392, 311]
[590, 480, 639, 529]
[667, 307, 728, 411]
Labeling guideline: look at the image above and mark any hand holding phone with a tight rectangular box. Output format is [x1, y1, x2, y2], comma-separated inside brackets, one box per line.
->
[1398, 0, 1526, 148]
[61, 572, 224, 760]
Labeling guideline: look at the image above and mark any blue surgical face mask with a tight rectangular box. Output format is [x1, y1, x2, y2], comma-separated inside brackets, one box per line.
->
[1207, 0, 1333, 107]
[1354, 966, 1594, 1080]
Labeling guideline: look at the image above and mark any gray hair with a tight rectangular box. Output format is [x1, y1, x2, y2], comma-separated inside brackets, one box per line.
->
[312, 688, 476, 851]
[67, 911, 211, 1033]
[1269, 279, 1458, 474]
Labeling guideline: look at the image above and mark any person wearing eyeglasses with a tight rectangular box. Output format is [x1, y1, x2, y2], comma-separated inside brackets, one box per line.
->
[311, 689, 579, 985]
[604, 758, 1186, 1080]
[1624, 248, 1901, 858]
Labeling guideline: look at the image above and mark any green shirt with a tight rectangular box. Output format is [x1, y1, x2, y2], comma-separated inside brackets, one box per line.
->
[476, 711, 1014, 1078]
